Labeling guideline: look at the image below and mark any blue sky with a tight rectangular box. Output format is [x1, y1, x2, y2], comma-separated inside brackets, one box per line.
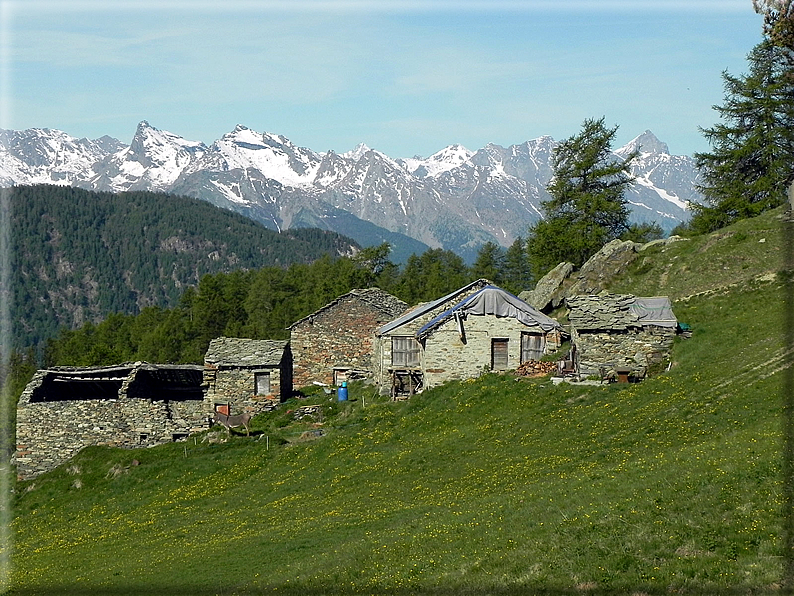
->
[0, 0, 765, 158]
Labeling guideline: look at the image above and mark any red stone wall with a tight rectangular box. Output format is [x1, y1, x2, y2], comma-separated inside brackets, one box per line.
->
[291, 296, 389, 388]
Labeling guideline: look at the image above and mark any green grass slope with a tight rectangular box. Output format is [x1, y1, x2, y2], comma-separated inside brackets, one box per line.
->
[613, 206, 785, 300]
[9, 213, 790, 595]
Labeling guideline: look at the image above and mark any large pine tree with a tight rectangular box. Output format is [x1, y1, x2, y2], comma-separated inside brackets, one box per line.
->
[527, 117, 636, 275]
[691, 39, 794, 233]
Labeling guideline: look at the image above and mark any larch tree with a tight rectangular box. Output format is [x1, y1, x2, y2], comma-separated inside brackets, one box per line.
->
[691, 38, 794, 233]
[527, 117, 636, 275]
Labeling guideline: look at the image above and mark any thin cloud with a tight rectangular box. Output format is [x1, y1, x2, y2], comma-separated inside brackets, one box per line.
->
[7, 0, 752, 13]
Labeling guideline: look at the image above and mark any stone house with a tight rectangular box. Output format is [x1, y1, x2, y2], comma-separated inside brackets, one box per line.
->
[566, 293, 677, 379]
[374, 280, 564, 397]
[288, 288, 407, 388]
[203, 337, 292, 414]
[14, 362, 206, 479]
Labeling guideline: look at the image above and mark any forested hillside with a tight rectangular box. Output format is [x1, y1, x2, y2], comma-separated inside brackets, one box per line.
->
[10, 185, 358, 351]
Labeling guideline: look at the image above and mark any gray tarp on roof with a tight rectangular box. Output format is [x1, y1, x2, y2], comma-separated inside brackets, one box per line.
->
[629, 296, 677, 328]
[376, 279, 491, 336]
[417, 286, 562, 338]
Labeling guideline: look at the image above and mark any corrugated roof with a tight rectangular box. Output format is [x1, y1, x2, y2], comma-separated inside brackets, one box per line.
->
[376, 279, 492, 336]
[416, 286, 562, 338]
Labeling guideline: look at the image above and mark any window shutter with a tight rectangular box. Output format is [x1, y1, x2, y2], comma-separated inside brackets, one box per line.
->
[392, 337, 420, 367]
[521, 333, 546, 362]
[255, 372, 271, 396]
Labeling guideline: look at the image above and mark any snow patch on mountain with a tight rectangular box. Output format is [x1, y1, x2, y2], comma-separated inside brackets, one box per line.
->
[1, 122, 702, 259]
[210, 179, 252, 206]
[633, 175, 689, 210]
[198, 125, 321, 188]
[92, 121, 206, 192]
[0, 128, 119, 187]
[402, 144, 474, 178]
[616, 130, 670, 157]
[342, 143, 371, 161]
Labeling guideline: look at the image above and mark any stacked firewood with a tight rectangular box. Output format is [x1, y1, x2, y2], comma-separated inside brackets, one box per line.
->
[514, 360, 558, 377]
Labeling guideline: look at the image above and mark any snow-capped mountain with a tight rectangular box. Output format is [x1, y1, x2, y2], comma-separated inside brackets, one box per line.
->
[0, 122, 700, 261]
[90, 121, 207, 192]
[0, 128, 125, 187]
[616, 130, 701, 227]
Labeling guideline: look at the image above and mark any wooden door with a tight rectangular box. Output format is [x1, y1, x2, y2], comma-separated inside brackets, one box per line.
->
[491, 338, 509, 370]
[521, 333, 546, 362]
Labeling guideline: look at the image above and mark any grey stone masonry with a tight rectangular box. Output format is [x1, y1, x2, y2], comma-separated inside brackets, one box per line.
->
[566, 294, 639, 330]
[421, 315, 563, 389]
[571, 325, 675, 377]
[375, 281, 563, 394]
[14, 363, 207, 480]
[203, 338, 292, 408]
[566, 294, 677, 377]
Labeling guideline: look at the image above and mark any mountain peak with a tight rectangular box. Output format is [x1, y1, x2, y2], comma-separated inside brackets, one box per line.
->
[342, 143, 372, 161]
[429, 144, 473, 162]
[619, 130, 669, 156]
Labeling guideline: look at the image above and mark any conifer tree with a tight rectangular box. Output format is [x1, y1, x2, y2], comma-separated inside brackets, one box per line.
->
[471, 241, 505, 285]
[527, 117, 635, 275]
[502, 237, 533, 295]
[691, 39, 794, 233]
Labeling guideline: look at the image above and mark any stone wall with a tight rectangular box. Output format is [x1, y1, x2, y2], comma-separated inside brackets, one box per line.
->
[375, 290, 562, 393]
[291, 295, 390, 388]
[422, 316, 562, 389]
[203, 365, 284, 413]
[15, 371, 207, 479]
[572, 326, 675, 377]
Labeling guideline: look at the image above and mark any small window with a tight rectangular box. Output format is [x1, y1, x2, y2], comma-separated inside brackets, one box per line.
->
[334, 369, 348, 386]
[254, 372, 271, 396]
[491, 338, 509, 370]
[521, 332, 546, 362]
[392, 337, 421, 367]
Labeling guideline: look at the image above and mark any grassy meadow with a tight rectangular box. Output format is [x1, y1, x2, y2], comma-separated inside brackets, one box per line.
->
[7, 209, 791, 595]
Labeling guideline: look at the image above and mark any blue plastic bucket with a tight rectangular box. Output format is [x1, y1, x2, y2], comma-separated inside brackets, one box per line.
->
[337, 381, 348, 401]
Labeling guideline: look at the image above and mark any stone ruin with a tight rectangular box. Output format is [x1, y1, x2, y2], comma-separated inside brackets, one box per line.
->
[14, 363, 208, 479]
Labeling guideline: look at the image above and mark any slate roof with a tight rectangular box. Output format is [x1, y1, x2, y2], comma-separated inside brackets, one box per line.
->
[566, 294, 676, 331]
[288, 288, 407, 330]
[204, 337, 289, 367]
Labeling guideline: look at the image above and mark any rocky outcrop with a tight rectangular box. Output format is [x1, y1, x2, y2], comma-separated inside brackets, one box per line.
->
[519, 262, 574, 312]
[566, 239, 641, 296]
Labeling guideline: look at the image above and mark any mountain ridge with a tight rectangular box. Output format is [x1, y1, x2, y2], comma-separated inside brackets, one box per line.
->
[1, 121, 700, 260]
